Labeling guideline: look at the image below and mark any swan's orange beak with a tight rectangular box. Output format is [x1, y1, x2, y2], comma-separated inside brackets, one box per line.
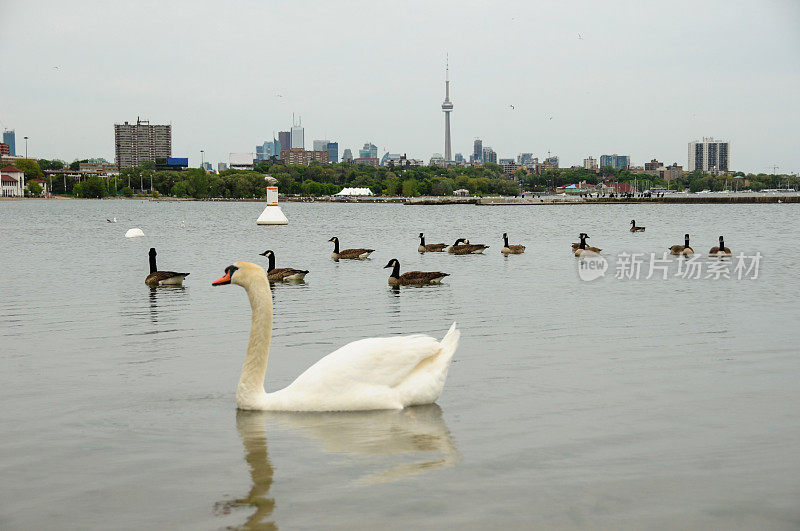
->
[212, 271, 232, 286]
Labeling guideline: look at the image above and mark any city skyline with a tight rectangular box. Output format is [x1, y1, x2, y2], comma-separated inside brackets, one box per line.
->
[1, 1, 798, 173]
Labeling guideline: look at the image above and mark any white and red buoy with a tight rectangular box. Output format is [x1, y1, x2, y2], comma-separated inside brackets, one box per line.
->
[257, 186, 288, 225]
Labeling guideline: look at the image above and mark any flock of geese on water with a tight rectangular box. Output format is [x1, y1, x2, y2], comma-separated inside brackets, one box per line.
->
[138, 218, 733, 412]
[144, 219, 732, 289]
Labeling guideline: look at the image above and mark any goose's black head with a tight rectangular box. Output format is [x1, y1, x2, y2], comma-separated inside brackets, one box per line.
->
[384, 259, 399, 269]
[502, 232, 508, 238]
[149, 247, 157, 257]
[630, 219, 635, 225]
[259, 250, 273, 257]
[454, 238, 466, 245]
[419, 232, 424, 238]
[328, 237, 338, 243]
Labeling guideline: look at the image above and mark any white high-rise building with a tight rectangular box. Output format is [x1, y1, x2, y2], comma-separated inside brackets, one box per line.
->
[290, 116, 304, 149]
[583, 156, 598, 170]
[312, 140, 330, 152]
[688, 137, 730, 173]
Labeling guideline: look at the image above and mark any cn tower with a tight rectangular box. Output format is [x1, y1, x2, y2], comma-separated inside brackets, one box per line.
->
[442, 57, 453, 162]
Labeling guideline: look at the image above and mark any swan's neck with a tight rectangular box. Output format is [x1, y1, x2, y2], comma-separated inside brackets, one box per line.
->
[237, 275, 273, 406]
[149, 253, 157, 273]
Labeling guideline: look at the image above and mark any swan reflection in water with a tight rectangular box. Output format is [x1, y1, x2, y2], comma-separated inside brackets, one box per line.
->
[216, 405, 458, 528]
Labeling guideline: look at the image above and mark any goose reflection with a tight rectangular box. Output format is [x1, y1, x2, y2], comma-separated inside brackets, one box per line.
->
[147, 286, 185, 324]
[217, 405, 458, 527]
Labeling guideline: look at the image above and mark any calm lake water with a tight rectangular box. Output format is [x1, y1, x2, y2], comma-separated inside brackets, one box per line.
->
[1, 199, 799, 529]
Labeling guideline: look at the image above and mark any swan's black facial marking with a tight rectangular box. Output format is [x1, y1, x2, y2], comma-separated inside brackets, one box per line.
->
[212, 265, 239, 286]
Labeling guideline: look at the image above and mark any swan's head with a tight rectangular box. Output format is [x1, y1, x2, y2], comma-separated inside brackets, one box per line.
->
[212, 261, 265, 287]
[384, 258, 399, 269]
[259, 250, 274, 258]
[328, 237, 338, 243]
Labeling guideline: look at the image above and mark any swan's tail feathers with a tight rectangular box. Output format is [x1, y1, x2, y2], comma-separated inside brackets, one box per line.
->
[437, 322, 459, 368]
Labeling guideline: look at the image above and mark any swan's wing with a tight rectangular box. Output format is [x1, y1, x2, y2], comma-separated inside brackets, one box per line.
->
[289, 334, 442, 392]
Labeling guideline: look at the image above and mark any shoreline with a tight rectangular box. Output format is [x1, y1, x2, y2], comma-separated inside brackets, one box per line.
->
[3, 195, 797, 205]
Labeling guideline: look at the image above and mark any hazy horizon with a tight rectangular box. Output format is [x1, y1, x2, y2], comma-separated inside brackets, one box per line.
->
[1, 0, 798, 173]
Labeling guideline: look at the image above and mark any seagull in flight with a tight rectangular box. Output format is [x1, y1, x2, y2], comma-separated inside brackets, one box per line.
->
[548, 115, 553, 120]
[509, 104, 515, 110]
[577, 33, 584, 40]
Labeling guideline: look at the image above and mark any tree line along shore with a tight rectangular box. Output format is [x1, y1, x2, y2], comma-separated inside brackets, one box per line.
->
[12, 157, 800, 199]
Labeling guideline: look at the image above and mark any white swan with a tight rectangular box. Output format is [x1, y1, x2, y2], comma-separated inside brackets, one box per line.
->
[212, 261, 460, 411]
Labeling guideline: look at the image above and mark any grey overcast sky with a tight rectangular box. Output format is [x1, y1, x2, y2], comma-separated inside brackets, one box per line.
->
[1, 0, 798, 173]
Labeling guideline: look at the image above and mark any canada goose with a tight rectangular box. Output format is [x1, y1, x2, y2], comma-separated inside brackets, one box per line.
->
[630, 219, 645, 232]
[328, 237, 374, 260]
[574, 233, 602, 256]
[259, 250, 309, 282]
[211, 261, 459, 410]
[145, 248, 189, 287]
[669, 234, 694, 256]
[448, 238, 488, 255]
[106, 217, 117, 223]
[384, 258, 449, 286]
[501, 233, 525, 254]
[418, 233, 447, 253]
[708, 236, 731, 257]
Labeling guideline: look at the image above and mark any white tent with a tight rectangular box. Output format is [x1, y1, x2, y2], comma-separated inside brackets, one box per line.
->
[336, 187, 374, 196]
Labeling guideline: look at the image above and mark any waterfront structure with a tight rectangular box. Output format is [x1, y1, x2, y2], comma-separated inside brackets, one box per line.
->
[327, 142, 338, 163]
[473, 138, 483, 163]
[583, 156, 598, 170]
[2, 130, 15, 156]
[256, 138, 281, 160]
[442, 58, 453, 162]
[1, 165, 25, 197]
[359, 143, 378, 159]
[688, 137, 730, 173]
[354, 157, 379, 168]
[342, 149, 353, 162]
[280, 148, 328, 165]
[278, 131, 291, 156]
[600, 154, 630, 170]
[290, 118, 304, 149]
[114, 118, 171, 169]
[482, 147, 497, 164]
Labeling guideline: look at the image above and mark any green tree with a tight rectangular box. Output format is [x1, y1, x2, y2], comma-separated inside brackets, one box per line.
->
[74, 176, 108, 198]
[27, 181, 43, 196]
[402, 178, 420, 197]
[122, 186, 134, 197]
[13, 159, 44, 180]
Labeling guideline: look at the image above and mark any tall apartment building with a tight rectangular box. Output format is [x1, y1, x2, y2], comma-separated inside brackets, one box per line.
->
[256, 139, 281, 160]
[473, 138, 483, 163]
[280, 148, 328, 165]
[481, 147, 497, 164]
[290, 123, 304, 149]
[114, 118, 171, 168]
[688, 137, 730, 173]
[2, 130, 15, 156]
[327, 142, 338, 163]
[359, 143, 378, 159]
[342, 149, 353, 162]
[278, 131, 291, 157]
[599, 154, 630, 170]
[583, 156, 598, 170]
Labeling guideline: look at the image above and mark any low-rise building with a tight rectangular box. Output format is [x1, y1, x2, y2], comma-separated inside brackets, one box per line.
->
[583, 156, 598, 170]
[353, 157, 379, 168]
[230, 153, 255, 170]
[500, 161, 520, 175]
[280, 149, 329, 165]
[644, 158, 662, 171]
[660, 163, 683, 182]
[1, 166, 25, 197]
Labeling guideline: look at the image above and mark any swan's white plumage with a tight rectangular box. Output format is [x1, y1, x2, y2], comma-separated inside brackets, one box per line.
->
[223, 261, 459, 412]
